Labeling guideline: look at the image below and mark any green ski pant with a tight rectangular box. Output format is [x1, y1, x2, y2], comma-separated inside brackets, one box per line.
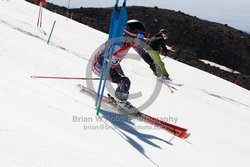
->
[147, 50, 168, 77]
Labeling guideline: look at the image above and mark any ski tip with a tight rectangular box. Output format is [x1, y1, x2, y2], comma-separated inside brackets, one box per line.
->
[179, 132, 191, 139]
[30, 75, 35, 79]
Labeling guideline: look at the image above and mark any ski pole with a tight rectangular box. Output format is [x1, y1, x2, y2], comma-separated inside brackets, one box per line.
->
[31, 76, 100, 80]
[146, 32, 150, 43]
[66, 0, 71, 20]
[40, 5, 43, 28]
[163, 79, 174, 93]
[37, 2, 42, 27]
[165, 81, 174, 93]
[47, 20, 56, 44]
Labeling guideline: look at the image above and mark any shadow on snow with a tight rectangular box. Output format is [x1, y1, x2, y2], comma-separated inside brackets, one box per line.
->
[99, 110, 173, 166]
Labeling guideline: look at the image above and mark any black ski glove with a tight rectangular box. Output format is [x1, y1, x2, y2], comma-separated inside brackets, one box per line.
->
[150, 63, 162, 77]
[162, 50, 168, 56]
[161, 47, 168, 56]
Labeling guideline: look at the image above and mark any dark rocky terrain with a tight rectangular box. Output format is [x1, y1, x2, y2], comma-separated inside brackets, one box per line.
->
[27, 0, 250, 90]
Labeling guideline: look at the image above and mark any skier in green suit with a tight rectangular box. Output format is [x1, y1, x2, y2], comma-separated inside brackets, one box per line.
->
[146, 29, 170, 80]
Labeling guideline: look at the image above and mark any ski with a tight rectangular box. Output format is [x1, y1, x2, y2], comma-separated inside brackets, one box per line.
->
[161, 79, 184, 92]
[78, 84, 190, 139]
[140, 113, 190, 139]
[78, 84, 115, 107]
[164, 79, 184, 87]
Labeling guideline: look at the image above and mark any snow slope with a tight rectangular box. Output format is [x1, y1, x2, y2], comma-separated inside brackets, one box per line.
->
[1, 1, 250, 167]
[200, 59, 241, 74]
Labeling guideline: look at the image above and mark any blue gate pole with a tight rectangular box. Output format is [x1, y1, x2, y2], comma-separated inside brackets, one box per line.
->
[95, 0, 120, 115]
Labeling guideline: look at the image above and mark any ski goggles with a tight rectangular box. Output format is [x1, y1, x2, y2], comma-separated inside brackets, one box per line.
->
[137, 33, 145, 40]
[124, 29, 145, 40]
[161, 33, 168, 40]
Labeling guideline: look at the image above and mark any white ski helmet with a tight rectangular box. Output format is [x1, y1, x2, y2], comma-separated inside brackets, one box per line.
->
[124, 20, 146, 38]
[159, 29, 169, 40]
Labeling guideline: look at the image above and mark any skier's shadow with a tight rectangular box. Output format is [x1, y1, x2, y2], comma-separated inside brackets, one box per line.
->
[100, 110, 173, 155]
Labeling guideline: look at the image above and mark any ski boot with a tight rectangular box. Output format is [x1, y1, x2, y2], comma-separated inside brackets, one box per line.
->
[107, 94, 117, 107]
[116, 99, 139, 115]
